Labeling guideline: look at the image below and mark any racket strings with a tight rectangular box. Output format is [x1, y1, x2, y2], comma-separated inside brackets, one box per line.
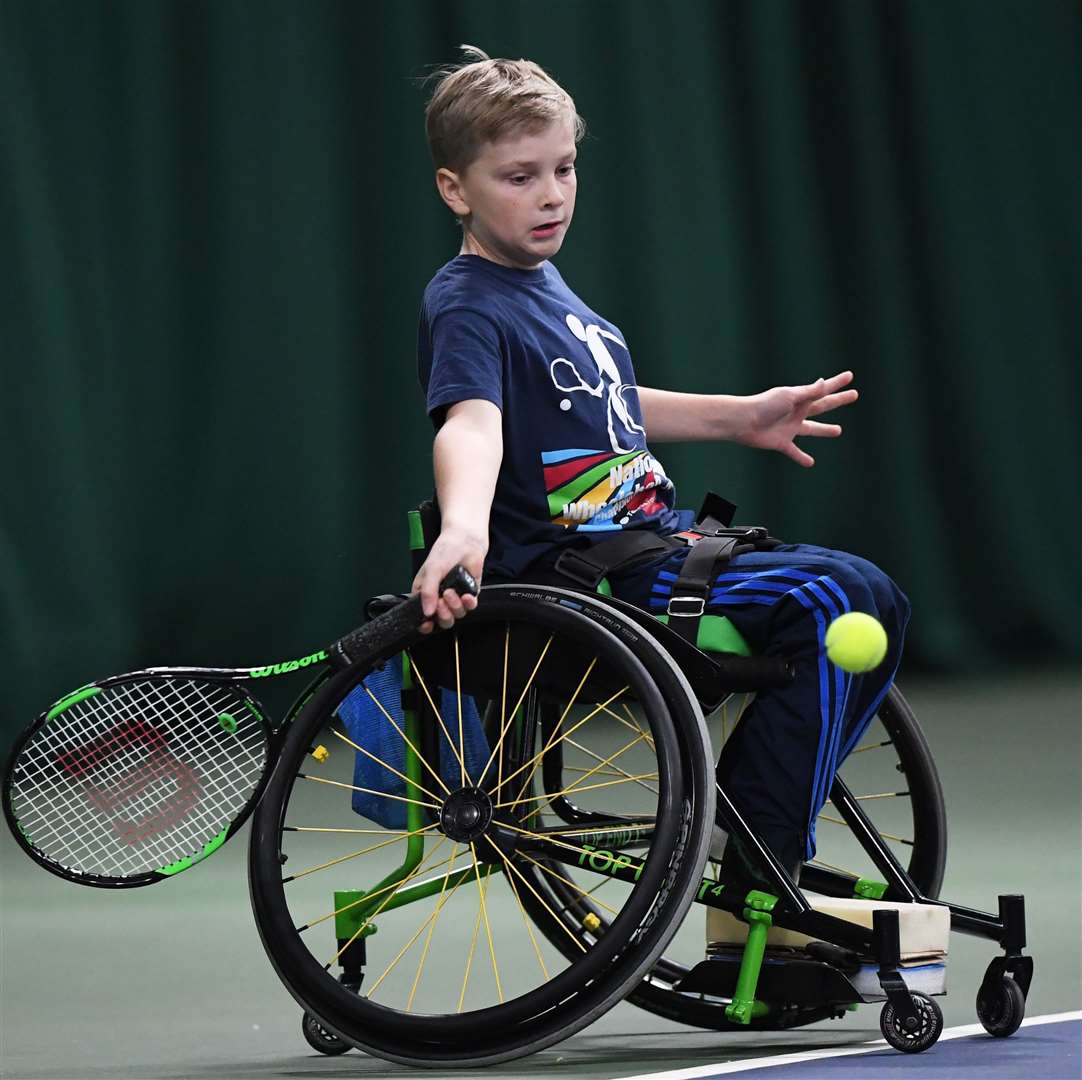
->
[10, 678, 268, 879]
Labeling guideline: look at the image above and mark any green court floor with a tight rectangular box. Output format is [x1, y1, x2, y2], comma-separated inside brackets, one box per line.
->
[1, 672, 1078, 1080]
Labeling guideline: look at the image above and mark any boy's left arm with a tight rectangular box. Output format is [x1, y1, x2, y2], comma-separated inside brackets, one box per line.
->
[637, 370, 858, 468]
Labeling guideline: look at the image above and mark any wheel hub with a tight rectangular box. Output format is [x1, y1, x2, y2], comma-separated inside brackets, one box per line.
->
[439, 786, 494, 842]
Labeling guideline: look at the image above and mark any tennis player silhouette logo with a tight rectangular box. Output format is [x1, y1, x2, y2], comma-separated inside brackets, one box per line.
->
[549, 313, 646, 453]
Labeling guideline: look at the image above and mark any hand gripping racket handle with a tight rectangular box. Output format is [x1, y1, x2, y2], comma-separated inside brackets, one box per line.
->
[328, 566, 478, 670]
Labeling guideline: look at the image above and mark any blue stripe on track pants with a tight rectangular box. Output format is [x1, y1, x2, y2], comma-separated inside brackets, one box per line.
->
[608, 542, 911, 869]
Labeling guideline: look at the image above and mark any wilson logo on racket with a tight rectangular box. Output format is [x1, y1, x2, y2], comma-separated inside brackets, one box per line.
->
[56, 718, 203, 845]
[249, 650, 328, 678]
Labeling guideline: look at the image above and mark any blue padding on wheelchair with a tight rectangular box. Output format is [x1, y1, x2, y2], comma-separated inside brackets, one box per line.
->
[338, 661, 490, 828]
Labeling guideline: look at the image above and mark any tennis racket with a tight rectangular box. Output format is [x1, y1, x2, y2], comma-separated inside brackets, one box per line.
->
[2, 567, 477, 889]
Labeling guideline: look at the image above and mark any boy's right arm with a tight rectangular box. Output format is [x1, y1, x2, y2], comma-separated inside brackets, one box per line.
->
[413, 398, 502, 633]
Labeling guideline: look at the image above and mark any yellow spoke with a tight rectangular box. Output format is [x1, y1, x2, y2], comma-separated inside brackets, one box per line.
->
[481, 836, 587, 954]
[457, 879, 485, 1012]
[807, 857, 861, 879]
[498, 657, 601, 795]
[498, 849, 550, 981]
[547, 730, 652, 800]
[407, 651, 468, 779]
[330, 726, 445, 804]
[512, 821, 654, 838]
[517, 851, 620, 917]
[406, 845, 468, 1011]
[351, 682, 453, 797]
[307, 836, 463, 936]
[816, 814, 913, 846]
[850, 738, 893, 755]
[498, 625, 509, 794]
[498, 771, 659, 809]
[367, 844, 462, 1002]
[286, 826, 414, 835]
[610, 701, 657, 753]
[454, 634, 466, 787]
[564, 735, 660, 794]
[470, 842, 503, 1002]
[853, 791, 908, 801]
[477, 629, 554, 793]
[285, 824, 438, 883]
[499, 821, 629, 866]
[324, 835, 452, 968]
[300, 773, 441, 812]
[561, 764, 657, 781]
[505, 681, 628, 810]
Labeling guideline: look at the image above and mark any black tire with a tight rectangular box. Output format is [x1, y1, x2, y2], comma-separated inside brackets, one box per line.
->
[532, 683, 947, 1031]
[977, 974, 1025, 1037]
[880, 991, 943, 1052]
[248, 587, 714, 1068]
[301, 1011, 351, 1056]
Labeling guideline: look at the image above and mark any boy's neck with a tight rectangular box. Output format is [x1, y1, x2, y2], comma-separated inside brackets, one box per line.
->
[460, 232, 544, 272]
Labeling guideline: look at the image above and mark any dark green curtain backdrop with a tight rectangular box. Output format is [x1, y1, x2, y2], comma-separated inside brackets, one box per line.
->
[2, 1, 1078, 736]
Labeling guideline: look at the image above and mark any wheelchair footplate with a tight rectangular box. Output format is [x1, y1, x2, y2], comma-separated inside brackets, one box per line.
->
[679, 941, 947, 1007]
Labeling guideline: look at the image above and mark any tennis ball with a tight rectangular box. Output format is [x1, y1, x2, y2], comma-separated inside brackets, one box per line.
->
[824, 612, 888, 673]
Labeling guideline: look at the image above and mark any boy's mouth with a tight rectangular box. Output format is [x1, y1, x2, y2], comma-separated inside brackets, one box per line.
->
[531, 221, 562, 238]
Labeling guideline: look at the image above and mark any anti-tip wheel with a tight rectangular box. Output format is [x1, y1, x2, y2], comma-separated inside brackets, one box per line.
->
[301, 1010, 351, 1056]
[879, 991, 943, 1053]
[976, 974, 1026, 1037]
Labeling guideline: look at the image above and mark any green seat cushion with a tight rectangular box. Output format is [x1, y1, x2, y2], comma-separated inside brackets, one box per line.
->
[653, 613, 752, 656]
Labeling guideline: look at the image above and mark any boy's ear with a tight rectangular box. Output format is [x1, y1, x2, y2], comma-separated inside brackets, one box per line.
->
[435, 167, 470, 218]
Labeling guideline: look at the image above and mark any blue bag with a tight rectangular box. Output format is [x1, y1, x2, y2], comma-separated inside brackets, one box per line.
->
[337, 658, 491, 828]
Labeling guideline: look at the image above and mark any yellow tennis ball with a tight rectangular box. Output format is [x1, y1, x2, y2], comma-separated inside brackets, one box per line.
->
[825, 612, 888, 673]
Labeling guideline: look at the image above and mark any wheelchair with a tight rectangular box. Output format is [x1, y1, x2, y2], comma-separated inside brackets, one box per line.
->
[247, 504, 1033, 1067]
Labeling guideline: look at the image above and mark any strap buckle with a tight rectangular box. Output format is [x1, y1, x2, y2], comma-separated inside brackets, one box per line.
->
[552, 548, 606, 589]
[668, 595, 706, 618]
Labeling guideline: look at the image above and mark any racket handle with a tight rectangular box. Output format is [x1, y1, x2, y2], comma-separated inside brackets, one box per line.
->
[328, 566, 478, 670]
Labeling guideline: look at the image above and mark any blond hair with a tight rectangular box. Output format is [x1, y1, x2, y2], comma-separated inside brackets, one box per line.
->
[425, 45, 585, 174]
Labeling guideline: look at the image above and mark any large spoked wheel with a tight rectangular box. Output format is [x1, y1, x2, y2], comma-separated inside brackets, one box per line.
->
[248, 587, 714, 1068]
[527, 683, 947, 1031]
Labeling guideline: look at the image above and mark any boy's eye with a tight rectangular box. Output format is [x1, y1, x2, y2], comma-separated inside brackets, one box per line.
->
[558, 164, 576, 176]
[509, 175, 530, 185]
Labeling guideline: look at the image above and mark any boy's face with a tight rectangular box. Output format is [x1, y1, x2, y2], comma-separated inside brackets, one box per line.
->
[437, 118, 577, 270]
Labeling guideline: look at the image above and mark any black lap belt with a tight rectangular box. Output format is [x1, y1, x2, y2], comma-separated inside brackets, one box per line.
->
[552, 530, 677, 590]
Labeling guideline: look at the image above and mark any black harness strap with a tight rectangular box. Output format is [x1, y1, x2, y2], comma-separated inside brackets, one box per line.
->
[666, 535, 743, 644]
[666, 524, 781, 645]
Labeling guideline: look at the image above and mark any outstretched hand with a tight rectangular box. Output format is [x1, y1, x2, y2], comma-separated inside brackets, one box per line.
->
[741, 371, 858, 467]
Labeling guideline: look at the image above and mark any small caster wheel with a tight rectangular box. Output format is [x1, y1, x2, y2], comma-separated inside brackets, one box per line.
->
[977, 974, 1026, 1037]
[880, 991, 943, 1053]
[301, 1010, 351, 1056]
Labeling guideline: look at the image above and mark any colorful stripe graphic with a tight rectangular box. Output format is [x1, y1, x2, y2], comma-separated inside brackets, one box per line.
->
[542, 448, 671, 528]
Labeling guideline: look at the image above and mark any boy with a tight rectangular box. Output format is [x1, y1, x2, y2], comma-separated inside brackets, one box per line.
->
[413, 48, 909, 882]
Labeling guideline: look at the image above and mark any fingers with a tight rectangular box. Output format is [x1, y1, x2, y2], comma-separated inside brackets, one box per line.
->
[799, 419, 843, 438]
[796, 371, 856, 405]
[806, 388, 858, 416]
[414, 575, 479, 635]
[783, 442, 816, 468]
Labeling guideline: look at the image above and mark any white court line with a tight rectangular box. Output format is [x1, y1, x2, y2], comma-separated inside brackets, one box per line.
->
[614, 1011, 1082, 1079]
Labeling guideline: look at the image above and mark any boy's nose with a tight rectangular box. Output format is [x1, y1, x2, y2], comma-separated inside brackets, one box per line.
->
[541, 179, 565, 208]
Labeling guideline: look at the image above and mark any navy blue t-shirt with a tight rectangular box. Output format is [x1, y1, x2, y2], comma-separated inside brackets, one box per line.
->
[418, 255, 682, 580]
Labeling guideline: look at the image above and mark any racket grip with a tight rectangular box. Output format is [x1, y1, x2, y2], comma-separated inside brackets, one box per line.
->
[328, 566, 478, 669]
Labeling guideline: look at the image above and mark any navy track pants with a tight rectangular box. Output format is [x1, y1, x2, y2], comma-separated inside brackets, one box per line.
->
[608, 540, 911, 869]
